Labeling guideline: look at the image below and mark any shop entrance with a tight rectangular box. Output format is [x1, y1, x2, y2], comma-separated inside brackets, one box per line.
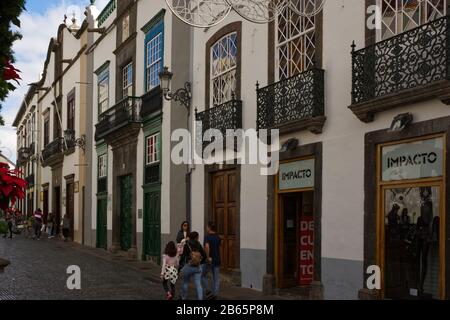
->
[278, 191, 315, 288]
[378, 135, 446, 299]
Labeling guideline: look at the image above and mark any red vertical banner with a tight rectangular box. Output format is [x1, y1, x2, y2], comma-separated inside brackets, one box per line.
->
[299, 215, 314, 285]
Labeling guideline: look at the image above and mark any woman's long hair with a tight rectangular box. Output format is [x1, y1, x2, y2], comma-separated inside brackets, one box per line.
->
[164, 241, 177, 257]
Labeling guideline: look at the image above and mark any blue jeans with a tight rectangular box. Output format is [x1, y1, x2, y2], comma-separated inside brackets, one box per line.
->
[202, 264, 220, 296]
[181, 265, 203, 300]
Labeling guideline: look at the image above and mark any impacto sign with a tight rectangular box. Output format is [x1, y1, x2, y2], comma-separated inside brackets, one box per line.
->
[279, 158, 315, 191]
[382, 137, 444, 182]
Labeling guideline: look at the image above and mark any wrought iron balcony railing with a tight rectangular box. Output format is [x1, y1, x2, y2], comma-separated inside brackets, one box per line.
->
[42, 138, 65, 164]
[195, 99, 242, 147]
[351, 15, 450, 121]
[95, 97, 141, 141]
[257, 68, 325, 133]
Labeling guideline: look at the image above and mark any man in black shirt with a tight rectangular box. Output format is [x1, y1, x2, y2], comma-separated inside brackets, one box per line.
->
[202, 222, 221, 299]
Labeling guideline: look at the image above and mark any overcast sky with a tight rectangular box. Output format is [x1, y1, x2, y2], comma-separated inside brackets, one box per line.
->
[0, 0, 110, 163]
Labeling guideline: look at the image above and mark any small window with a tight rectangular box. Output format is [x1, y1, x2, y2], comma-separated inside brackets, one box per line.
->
[122, 62, 133, 98]
[146, 133, 160, 165]
[98, 154, 107, 178]
[122, 13, 130, 42]
[98, 71, 109, 115]
[146, 33, 163, 92]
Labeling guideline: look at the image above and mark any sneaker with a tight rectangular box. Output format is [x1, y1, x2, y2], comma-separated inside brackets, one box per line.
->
[166, 292, 173, 300]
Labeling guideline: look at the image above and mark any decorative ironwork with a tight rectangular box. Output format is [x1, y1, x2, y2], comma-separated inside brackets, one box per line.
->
[257, 68, 324, 130]
[165, 0, 325, 28]
[64, 129, 86, 153]
[195, 99, 242, 148]
[351, 15, 450, 105]
[95, 97, 141, 141]
[145, 164, 160, 185]
[42, 138, 65, 163]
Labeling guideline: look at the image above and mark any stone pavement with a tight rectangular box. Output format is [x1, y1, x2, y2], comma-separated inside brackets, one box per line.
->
[0, 233, 283, 300]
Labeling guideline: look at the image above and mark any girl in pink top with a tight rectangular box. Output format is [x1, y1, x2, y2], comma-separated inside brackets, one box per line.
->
[161, 241, 179, 300]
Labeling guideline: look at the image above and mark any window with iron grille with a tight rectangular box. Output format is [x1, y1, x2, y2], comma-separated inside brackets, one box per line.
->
[122, 62, 133, 98]
[211, 32, 238, 106]
[276, 0, 317, 80]
[98, 69, 109, 115]
[146, 32, 163, 92]
[379, 0, 447, 40]
[146, 133, 160, 165]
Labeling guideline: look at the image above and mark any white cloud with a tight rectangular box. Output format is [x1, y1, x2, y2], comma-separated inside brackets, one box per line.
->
[0, 0, 109, 163]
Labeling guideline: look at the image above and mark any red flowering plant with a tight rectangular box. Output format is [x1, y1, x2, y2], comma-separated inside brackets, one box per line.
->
[0, 162, 26, 210]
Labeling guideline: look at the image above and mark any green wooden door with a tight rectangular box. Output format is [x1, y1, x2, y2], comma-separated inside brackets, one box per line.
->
[120, 175, 133, 251]
[96, 198, 108, 249]
[143, 190, 161, 258]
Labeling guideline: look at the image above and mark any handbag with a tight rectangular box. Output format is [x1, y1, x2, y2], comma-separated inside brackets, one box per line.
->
[187, 243, 202, 267]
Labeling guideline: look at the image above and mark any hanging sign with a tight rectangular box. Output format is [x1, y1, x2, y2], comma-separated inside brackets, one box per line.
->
[279, 158, 315, 191]
[299, 215, 314, 286]
[381, 137, 444, 182]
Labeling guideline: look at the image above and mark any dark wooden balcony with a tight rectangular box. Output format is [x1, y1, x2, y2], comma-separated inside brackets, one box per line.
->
[257, 68, 325, 134]
[140, 87, 163, 119]
[350, 15, 450, 122]
[95, 96, 142, 142]
[42, 138, 65, 167]
[25, 174, 35, 188]
[17, 147, 31, 165]
[196, 99, 242, 149]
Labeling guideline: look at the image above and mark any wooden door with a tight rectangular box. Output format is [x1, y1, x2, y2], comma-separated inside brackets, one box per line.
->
[119, 175, 133, 251]
[96, 198, 108, 249]
[211, 170, 238, 270]
[143, 190, 161, 259]
[66, 182, 75, 239]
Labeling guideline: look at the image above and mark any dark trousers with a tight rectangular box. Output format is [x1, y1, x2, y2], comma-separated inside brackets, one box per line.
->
[34, 222, 42, 239]
[163, 280, 175, 295]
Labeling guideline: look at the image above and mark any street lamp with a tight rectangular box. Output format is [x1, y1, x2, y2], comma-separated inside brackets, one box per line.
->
[159, 66, 192, 111]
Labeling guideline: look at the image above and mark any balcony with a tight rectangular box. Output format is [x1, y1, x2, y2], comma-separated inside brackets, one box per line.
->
[257, 68, 325, 134]
[95, 97, 142, 142]
[25, 174, 35, 188]
[140, 87, 163, 119]
[17, 147, 31, 165]
[195, 99, 242, 149]
[350, 15, 450, 123]
[63, 129, 76, 153]
[42, 138, 65, 167]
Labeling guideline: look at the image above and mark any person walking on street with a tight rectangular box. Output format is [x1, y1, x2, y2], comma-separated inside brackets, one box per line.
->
[62, 214, 71, 242]
[47, 213, 55, 238]
[202, 222, 221, 299]
[181, 231, 206, 300]
[176, 221, 190, 270]
[3, 210, 13, 239]
[33, 209, 43, 240]
[161, 241, 180, 300]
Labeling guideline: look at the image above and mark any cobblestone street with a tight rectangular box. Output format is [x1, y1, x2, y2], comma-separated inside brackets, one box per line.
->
[0, 235, 162, 300]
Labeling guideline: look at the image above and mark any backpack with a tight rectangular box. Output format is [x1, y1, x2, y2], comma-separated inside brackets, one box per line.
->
[187, 243, 202, 267]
